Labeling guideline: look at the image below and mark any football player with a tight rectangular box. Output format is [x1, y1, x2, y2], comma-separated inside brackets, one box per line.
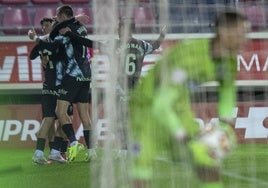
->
[128, 10, 250, 188]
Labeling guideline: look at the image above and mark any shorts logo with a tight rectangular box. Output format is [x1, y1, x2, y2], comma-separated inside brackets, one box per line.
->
[42, 89, 59, 96]
[58, 89, 68, 95]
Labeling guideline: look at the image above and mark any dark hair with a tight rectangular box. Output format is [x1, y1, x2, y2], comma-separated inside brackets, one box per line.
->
[214, 11, 248, 29]
[119, 17, 135, 32]
[57, 5, 73, 18]
[40, 17, 54, 26]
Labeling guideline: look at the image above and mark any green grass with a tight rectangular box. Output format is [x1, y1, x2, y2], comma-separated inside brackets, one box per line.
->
[0, 149, 90, 188]
[0, 144, 267, 188]
[222, 144, 268, 188]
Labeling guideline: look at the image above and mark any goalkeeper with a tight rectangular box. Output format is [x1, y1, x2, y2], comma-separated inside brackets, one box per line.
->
[128, 11, 250, 188]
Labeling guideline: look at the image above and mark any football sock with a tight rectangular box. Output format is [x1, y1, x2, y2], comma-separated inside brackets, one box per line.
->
[83, 130, 90, 149]
[61, 140, 69, 153]
[49, 141, 53, 151]
[52, 136, 63, 151]
[50, 149, 60, 155]
[62, 124, 77, 143]
[36, 138, 46, 151]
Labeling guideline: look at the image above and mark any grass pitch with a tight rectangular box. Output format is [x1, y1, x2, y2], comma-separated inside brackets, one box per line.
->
[0, 144, 267, 188]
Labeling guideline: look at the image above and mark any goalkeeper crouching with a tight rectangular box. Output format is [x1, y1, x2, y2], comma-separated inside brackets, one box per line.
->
[128, 10, 250, 188]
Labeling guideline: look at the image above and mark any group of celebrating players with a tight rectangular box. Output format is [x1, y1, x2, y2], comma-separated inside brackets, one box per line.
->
[28, 3, 250, 188]
[29, 5, 98, 164]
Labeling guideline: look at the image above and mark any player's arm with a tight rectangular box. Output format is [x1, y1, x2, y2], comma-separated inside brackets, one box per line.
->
[28, 28, 49, 41]
[49, 15, 89, 40]
[151, 25, 166, 50]
[152, 86, 187, 142]
[59, 28, 93, 47]
[60, 27, 104, 48]
[214, 58, 237, 124]
[49, 17, 76, 40]
[29, 44, 40, 60]
[141, 26, 166, 55]
[29, 43, 51, 69]
[28, 28, 60, 52]
[35, 38, 61, 52]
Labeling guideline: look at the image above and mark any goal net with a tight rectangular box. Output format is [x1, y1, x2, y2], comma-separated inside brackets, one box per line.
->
[90, 0, 268, 188]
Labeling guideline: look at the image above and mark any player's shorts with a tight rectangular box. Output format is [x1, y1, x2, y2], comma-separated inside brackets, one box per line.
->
[42, 88, 74, 118]
[58, 75, 90, 103]
[88, 87, 92, 103]
[41, 89, 58, 118]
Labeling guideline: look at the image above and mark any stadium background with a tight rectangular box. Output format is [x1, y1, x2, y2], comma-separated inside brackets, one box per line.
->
[0, 0, 268, 149]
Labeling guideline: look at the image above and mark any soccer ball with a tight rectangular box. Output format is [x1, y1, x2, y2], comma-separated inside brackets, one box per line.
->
[198, 125, 233, 162]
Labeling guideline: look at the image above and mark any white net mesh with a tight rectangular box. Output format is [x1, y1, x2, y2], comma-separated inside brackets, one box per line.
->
[90, 1, 268, 188]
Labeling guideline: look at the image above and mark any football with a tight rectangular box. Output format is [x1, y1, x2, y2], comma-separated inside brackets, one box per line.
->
[198, 126, 233, 163]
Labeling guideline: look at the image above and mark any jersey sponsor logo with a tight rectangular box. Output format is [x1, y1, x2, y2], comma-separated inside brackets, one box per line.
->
[76, 77, 91, 82]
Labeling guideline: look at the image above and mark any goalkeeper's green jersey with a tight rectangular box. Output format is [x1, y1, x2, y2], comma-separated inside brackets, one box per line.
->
[128, 39, 237, 179]
[130, 39, 215, 136]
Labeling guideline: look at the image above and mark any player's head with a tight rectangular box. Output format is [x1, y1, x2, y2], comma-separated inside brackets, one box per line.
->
[214, 10, 250, 51]
[40, 17, 54, 35]
[56, 5, 74, 22]
[118, 18, 135, 39]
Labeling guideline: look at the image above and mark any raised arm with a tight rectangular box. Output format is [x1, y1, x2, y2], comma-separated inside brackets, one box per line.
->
[59, 28, 93, 47]
[151, 25, 166, 50]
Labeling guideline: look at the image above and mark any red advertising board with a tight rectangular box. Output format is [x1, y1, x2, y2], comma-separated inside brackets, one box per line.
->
[1, 39, 268, 85]
[0, 42, 43, 84]
[0, 102, 267, 149]
[237, 39, 268, 80]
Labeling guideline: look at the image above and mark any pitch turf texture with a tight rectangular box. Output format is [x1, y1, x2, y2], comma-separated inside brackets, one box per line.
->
[0, 144, 267, 188]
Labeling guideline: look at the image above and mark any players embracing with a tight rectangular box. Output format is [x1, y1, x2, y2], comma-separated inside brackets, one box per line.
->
[29, 5, 96, 164]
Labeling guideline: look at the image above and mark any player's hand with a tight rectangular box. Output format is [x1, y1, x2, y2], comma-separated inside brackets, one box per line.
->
[28, 28, 37, 40]
[75, 14, 90, 25]
[59, 27, 71, 35]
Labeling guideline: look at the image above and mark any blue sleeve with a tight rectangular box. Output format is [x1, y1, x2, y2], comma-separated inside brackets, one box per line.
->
[142, 40, 154, 55]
